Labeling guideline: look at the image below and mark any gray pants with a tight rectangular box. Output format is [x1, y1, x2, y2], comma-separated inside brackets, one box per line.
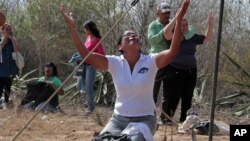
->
[100, 114, 157, 141]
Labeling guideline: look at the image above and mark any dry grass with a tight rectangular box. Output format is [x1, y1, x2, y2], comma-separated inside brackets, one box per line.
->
[1, 100, 244, 141]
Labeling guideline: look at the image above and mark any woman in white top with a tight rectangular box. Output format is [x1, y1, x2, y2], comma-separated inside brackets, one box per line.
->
[60, 0, 190, 140]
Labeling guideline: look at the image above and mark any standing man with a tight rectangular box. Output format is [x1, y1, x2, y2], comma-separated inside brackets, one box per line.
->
[148, 2, 195, 125]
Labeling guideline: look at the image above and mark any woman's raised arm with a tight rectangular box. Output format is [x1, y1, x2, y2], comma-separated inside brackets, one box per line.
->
[204, 11, 215, 44]
[156, 0, 190, 69]
[60, 4, 108, 70]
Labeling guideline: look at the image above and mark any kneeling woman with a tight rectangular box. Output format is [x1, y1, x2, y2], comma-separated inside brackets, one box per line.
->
[60, 0, 189, 140]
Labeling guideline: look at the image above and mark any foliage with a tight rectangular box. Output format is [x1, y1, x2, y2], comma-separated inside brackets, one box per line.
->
[12, 69, 39, 97]
[215, 52, 250, 117]
[94, 71, 116, 106]
[1, 0, 250, 114]
[193, 74, 209, 104]
[58, 68, 116, 106]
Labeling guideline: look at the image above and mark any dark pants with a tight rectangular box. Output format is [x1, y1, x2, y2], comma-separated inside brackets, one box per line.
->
[153, 66, 168, 104]
[0, 77, 13, 103]
[21, 81, 58, 107]
[160, 65, 197, 122]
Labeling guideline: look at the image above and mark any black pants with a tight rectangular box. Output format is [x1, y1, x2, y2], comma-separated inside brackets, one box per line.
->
[34, 84, 58, 107]
[160, 65, 197, 122]
[153, 66, 168, 104]
[0, 77, 13, 103]
[21, 81, 58, 107]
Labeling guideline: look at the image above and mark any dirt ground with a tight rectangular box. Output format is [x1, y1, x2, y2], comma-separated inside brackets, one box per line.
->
[0, 102, 239, 141]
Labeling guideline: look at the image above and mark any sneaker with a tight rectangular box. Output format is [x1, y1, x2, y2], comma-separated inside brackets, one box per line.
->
[80, 90, 85, 94]
[158, 120, 166, 125]
[166, 121, 173, 126]
[84, 111, 94, 116]
[84, 102, 88, 108]
[2, 102, 7, 110]
[23, 101, 35, 110]
[158, 120, 173, 126]
[56, 106, 66, 114]
[0, 98, 3, 105]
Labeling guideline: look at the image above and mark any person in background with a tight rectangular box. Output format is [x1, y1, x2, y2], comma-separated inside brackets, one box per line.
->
[68, 52, 85, 94]
[0, 23, 19, 110]
[60, 0, 189, 140]
[164, 11, 215, 123]
[36, 62, 64, 108]
[148, 2, 195, 125]
[148, 2, 172, 105]
[20, 62, 64, 113]
[78, 20, 105, 114]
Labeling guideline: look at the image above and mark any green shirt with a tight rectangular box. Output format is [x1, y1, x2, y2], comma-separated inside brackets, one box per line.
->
[148, 19, 168, 53]
[39, 76, 62, 87]
[148, 18, 196, 53]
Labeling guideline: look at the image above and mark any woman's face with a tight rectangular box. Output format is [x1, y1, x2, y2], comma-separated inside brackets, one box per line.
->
[84, 28, 91, 36]
[181, 19, 189, 33]
[119, 30, 141, 53]
[45, 67, 53, 77]
[2, 24, 12, 36]
[123, 30, 141, 45]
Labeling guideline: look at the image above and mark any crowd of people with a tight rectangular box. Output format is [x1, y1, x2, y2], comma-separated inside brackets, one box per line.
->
[0, 0, 215, 140]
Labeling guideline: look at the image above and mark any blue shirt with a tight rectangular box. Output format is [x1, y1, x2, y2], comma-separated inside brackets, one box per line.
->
[171, 34, 205, 69]
[0, 40, 18, 77]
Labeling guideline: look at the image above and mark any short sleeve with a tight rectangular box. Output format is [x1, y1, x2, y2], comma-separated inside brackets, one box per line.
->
[194, 34, 205, 45]
[52, 77, 62, 87]
[148, 53, 159, 70]
[38, 76, 45, 81]
[106, 55, 120, 75]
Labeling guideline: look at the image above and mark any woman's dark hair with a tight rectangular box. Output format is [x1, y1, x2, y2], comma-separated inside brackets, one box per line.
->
[83, 20, 101, 38]
[1, 23, 9, 30]
[117, 34, 123, 54]
[45, 62, 58, 77]
[116, 30, 142, 54]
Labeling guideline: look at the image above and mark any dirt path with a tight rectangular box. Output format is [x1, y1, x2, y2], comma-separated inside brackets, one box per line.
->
[0, 105, 232, 141]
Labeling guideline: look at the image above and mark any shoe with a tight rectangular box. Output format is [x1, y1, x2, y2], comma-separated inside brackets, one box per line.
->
[84, 111, 94, 116]
[2, 102, 7, 110]
[0, 98, 3, 105]
[158, 120, 166, 125]
[80, 90, 85, 94]
[56, 106, 66, 114]
[158, 120, 173, 126]
[166, 121, 173, 126]
[23, 101, 35, 110]
[84, 103, 88, 108]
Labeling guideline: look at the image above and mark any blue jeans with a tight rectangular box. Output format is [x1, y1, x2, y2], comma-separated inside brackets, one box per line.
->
[78, 64, 96, 112]
[76, 76, 85, 93]
[100, 114, 157, 141]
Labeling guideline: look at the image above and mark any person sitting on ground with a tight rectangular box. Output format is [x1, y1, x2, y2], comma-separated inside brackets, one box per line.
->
[20, 62, 64, 113]
[60, 0, 189, 140]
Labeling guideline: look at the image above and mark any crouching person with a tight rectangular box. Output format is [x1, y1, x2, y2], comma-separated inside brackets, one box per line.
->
[20, 62, 64, 113]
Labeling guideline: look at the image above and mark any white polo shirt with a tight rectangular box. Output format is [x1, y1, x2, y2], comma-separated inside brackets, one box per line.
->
[107, 53, 158, 117]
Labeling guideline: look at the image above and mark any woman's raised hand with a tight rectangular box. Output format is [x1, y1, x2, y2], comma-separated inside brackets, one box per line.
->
[207, 11, 215, 26]
[176, 0, 190, 21]
[60, 4, 74, 27]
